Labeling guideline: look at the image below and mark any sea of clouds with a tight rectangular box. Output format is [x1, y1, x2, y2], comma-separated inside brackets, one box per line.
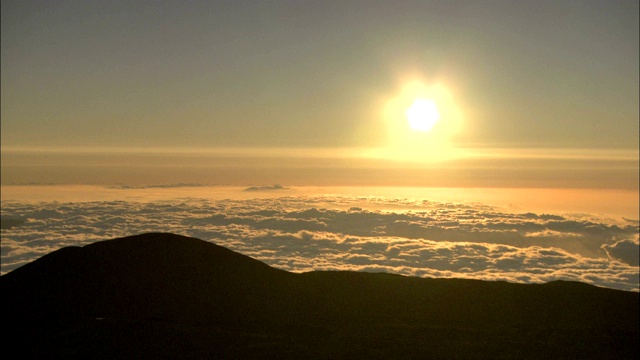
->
[1, 194, 638, 291]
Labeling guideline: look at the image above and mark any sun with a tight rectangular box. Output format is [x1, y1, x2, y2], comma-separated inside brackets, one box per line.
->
[377, 80, 464, 162]
[406, 98, 440, 132]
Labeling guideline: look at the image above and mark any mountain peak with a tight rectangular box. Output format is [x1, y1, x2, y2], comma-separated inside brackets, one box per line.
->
[2, 233, 638, 359]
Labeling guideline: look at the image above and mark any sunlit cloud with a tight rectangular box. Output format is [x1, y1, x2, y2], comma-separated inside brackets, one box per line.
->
[602, 237, 640, 266]
[1, 195, 637, 291]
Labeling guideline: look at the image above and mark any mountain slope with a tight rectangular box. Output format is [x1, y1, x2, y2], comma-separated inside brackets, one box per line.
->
[2, 233, 638, 359]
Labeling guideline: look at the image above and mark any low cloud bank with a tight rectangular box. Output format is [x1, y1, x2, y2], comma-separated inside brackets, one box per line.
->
[1, 196, 638, 291]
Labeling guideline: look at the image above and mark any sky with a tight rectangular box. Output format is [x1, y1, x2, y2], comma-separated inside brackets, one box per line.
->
[1, 1, 638, 290]
[1, 0, 638, 187]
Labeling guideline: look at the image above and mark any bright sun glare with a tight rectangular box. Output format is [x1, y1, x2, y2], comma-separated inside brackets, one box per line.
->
[406, 98, 440, 132]
[378, 80, 464, 162]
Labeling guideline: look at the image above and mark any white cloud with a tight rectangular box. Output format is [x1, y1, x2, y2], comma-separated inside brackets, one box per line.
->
[1, 195, 638, 291]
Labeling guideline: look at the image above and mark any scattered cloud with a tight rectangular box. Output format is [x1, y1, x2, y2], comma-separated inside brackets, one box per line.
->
[602, 237, 640, 266]
[1, 195, 638, 291]
[108, 183, 207, 189]
[0, 217, 25, 230]
[243, 184, 290, 192]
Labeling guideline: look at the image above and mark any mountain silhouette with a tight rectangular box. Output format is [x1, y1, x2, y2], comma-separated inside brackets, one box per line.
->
[2, 233, 638, 359]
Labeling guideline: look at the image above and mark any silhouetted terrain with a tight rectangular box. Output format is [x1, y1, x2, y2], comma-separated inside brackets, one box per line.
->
[2, 233, 638, 359]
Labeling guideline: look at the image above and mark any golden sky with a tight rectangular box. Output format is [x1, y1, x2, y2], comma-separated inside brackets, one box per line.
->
[1, 0, 638, 188]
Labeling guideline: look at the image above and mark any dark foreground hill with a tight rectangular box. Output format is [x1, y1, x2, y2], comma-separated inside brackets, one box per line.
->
[2, 233, 638, 359]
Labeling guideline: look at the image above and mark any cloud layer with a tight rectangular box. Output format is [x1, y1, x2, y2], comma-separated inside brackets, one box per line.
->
[1, 195, 638, 291]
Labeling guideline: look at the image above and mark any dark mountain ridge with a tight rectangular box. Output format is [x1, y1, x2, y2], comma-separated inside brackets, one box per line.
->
[2, 233, 638, 359]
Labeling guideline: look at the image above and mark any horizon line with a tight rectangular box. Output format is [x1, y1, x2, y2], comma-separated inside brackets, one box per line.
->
[2, 145, 638, 162]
